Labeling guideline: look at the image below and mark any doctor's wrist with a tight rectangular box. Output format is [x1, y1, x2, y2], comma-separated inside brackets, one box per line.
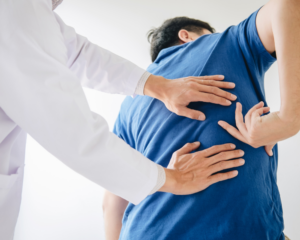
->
[149, 165, 166, 195]
[158, 168, 179, 194]
[143, 74, 170, 101]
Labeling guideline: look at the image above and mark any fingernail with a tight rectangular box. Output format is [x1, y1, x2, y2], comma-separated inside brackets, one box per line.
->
[231, 94, 237, 100]
[239, 159, 245, 164]
[198, 115, 206, 121]
[218, 75, 224, 78]
[226, 100, 231, 105]
[218, 121, 224, 126]
[229, 83, 235, 87]
[230, 144, 236, 149]
[233, 170, 238, 176]
[194, 141, 200, 145]
[239, 150, 245, 156]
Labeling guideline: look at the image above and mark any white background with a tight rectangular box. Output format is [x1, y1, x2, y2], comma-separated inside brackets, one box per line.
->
[14, 0, 299, 239]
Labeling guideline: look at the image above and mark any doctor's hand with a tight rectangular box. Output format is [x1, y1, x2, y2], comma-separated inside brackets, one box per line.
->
[144, 75, 236, 121]
[159, 142, 245, 195]
[218, 102, 279, 156]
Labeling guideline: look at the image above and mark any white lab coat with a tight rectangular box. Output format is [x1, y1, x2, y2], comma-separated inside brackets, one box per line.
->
[0, 1, 158, 239]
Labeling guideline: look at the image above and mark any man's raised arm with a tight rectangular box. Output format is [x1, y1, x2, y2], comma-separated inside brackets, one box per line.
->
[219, 0, 300, 151]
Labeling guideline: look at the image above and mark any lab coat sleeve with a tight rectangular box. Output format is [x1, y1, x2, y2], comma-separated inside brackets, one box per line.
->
[54, 13, 146, 95]
[0, 0, 158, 205]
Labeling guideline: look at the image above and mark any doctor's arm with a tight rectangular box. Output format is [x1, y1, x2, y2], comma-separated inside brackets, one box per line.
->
[1, 1, 244, 205]
[102, 143, 245, 240]
[54, 14, 237, 121]
[218, 0, 300, 153]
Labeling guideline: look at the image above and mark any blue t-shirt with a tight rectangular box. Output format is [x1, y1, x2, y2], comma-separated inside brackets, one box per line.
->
[114, 10, 284, 240]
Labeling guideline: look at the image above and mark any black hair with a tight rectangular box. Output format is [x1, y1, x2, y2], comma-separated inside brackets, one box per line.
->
[147, 17, 215, 62]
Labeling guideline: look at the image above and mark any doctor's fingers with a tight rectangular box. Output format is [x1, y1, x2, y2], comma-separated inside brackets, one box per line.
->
[175, 106, 206, 121]
[189, 91, 233, 106]
[205, 149, 245, 166]
[190, 78, 236, 89]
[207, 170, 239, 186]
[199, 143, 236, 158]
[174, 142, 201, 156]
[168, 142, 201, 169]
[185, 75, 225, 81]
[190, 83, 237, 101]
[207, 158, 245, 176]
[188, 77, 236, 89]
[170, 144, 235, 170]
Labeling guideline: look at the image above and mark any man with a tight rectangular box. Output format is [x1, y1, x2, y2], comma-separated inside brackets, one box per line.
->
[0, 0, 245, 239]
[103, 1, 300, 239]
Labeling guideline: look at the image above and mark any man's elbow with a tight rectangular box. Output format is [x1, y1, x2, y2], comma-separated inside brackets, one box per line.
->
[278, 109, 300, 136]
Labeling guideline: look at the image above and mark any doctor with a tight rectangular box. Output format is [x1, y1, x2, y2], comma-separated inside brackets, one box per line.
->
[0, 0, 241, 239]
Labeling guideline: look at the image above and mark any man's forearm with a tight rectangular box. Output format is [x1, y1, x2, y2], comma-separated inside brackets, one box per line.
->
[218, 0, 300, 150]
[272, 0, 300, 131]
[239, 0, 300, 147]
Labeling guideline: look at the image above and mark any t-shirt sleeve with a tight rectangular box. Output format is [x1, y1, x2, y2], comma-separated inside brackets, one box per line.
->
[113, 113, 125, 140]
[235, 8, 276, 76]
[113, 97, 136, 149]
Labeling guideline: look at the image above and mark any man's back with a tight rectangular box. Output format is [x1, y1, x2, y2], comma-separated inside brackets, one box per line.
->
[114, 10, 284, 240]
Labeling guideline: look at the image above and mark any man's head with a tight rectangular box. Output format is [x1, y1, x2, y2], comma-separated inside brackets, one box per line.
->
[147, 17, 215, 62]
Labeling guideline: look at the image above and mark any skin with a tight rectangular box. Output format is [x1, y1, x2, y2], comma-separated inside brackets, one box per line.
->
[145, 74, 236, 121]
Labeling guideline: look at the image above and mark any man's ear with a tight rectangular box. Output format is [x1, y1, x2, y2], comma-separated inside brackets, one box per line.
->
[178, 29, 191, 44]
